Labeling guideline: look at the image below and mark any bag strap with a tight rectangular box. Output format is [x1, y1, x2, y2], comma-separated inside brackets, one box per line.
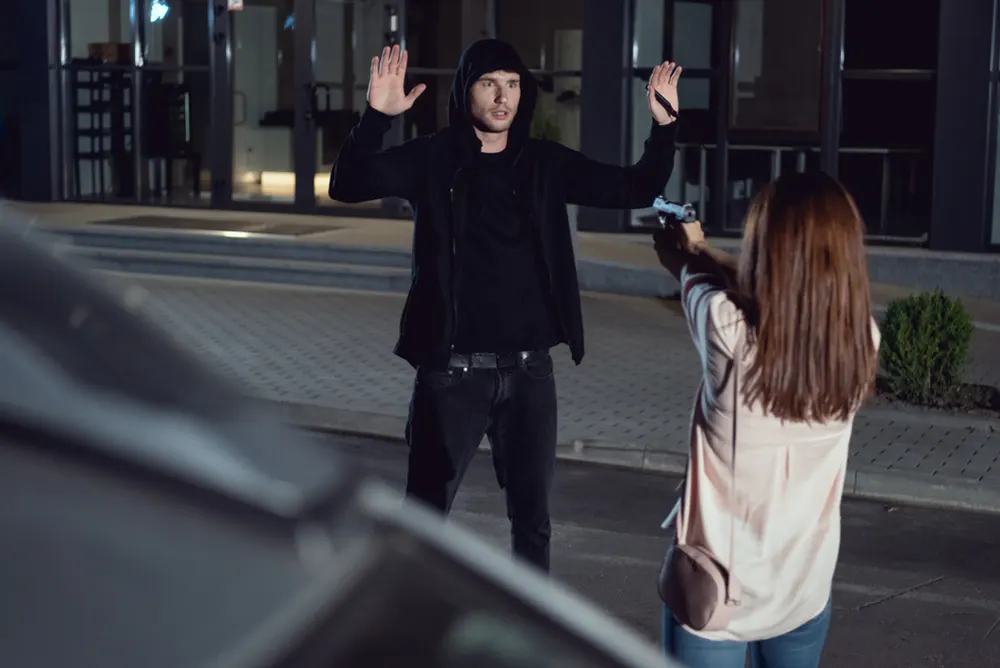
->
[725, 336, 742, 605]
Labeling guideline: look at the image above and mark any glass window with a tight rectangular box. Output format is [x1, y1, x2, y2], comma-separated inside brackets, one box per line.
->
[495, 1, 584, 152]
[679, 78, 711, 112]
[840, 79, 935, 240]
[672, 0, 713, 70]
[634, 0, 710, 164]
[496, 0, 584, 71]
[992, 82, 1000, 244]
[730, 0, 822, 133]
[231, 2, 290, 204]
[142, 1, 210, 204]
[632, 74, 681, 167]
[632, 0, 665, 68]
[403, 72, 451, 137]
[839, 148, 931, 240]
[0, 1, 18, 198]
[63, 0, 133, 201]
[844, 0, 940, 70]
[67, 0, 132, 62]
[61, 0, 211, 203]
[0, 0, 16, 68]
[840, 79, 936, 150]
[669, 0, 714, 203]
[534, 75, 580, 150]
[537, 33, 582, 151]
[405, 0, 463, 69]
[405, 0, 584, 139]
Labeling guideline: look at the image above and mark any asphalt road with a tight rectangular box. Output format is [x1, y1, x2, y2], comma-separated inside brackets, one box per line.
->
[329, 433, 1000, 668]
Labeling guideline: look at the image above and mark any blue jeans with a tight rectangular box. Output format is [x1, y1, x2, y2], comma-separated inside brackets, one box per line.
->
[661, 598, 832, 668]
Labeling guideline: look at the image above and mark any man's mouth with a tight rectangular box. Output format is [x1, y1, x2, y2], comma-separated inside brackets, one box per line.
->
[490, 110, 509, 120]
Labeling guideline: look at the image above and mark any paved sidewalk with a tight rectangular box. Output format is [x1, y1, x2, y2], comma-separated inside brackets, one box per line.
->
[109, 273, 1000, 513]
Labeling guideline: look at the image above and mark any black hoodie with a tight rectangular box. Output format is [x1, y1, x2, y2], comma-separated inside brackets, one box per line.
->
[330, 39, 678, 369]
[446, 40, 558, 354]
[447, 38, 538, 156]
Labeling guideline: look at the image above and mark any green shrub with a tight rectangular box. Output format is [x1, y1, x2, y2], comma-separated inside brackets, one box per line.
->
[530, 111, 562, 142]
[880, 291, 974, 404]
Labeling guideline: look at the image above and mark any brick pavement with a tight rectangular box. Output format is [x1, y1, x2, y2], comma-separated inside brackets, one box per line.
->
[119, 275, 1000, 509]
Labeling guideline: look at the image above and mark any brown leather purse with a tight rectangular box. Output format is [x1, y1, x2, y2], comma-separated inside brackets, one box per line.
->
[657, 340, 742, 632]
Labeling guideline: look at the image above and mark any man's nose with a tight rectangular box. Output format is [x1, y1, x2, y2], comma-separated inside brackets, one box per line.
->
[496, 90, 507, 103]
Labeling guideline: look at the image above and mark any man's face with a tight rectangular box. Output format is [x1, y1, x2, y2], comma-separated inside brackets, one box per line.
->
[468, 70, 521, 133]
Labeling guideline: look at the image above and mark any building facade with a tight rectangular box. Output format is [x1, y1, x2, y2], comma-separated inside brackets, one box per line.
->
[3, 0, 999, 252]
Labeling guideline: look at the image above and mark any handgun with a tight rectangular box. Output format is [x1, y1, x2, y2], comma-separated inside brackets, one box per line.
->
[653, 197, 697, 228]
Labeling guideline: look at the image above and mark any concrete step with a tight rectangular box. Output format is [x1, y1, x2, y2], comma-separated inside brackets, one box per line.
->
[43, 228, 1000, 332]
[44, 224, 681, 299]
[62, 246, 413, 293]
[45, 225, 413, 269]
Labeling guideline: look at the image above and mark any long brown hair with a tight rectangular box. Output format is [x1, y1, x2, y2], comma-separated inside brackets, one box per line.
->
[736, 171, 878, 423]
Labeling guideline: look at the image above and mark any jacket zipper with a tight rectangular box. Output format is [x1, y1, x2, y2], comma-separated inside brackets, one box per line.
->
[447, 147, 570, 353]
[448, 168, 464, 351]
[517, 154, 569, 343]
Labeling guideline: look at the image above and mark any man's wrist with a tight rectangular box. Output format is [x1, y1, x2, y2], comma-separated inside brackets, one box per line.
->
[361, 105, 396, 130]
[364, 105, 395, 119]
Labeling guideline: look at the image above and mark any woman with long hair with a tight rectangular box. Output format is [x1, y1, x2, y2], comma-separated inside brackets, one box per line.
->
[653, 171, 880, 667]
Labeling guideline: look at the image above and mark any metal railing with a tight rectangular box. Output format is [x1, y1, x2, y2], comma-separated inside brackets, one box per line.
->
[668, 143, 928, 243]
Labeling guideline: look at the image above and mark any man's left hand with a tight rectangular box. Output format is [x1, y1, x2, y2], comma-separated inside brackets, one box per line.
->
[647, 61, 682, 126]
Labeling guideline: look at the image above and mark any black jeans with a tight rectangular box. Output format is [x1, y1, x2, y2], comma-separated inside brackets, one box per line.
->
[404, 351, 558, 572]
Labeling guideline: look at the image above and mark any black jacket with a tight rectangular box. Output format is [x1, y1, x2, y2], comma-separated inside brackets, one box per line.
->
[330, 39, 677, 368]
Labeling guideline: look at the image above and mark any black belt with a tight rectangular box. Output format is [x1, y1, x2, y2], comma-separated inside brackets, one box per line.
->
[447, 350, 548, 370]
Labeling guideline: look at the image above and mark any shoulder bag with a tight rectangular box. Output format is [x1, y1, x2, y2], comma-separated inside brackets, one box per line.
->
[657, 338, 743, 632]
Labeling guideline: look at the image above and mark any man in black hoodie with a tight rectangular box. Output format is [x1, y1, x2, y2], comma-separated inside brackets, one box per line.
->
[330, 39, 681, 572]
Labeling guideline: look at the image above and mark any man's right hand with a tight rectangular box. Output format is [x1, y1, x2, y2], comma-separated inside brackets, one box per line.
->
[367, 44, 426, 116]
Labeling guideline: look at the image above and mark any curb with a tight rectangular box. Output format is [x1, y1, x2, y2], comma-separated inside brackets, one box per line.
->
[860, 404, 1000, 431]
[275, 401, 691, 474]
[274, 401, 1000, 515]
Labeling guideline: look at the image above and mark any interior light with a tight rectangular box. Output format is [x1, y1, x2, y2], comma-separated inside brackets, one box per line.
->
[150, 0, 169, 23]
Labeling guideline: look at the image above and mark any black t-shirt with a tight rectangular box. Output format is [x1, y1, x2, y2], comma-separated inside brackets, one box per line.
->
[452, 150, 560, 354]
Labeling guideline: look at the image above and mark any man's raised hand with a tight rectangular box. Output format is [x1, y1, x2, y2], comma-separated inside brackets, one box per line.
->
[647, 61, 682, 126]
[367, 44, 426, 116]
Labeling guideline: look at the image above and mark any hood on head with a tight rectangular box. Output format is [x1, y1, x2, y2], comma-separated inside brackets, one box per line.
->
[448, 38, 538, 147]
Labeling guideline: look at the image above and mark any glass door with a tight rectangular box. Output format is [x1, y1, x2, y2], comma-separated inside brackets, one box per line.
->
[225, 0, 399, 212]
[56, 0, 212, 205]
[229, 0, 312, 206]
[313, 0, 395, 211]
